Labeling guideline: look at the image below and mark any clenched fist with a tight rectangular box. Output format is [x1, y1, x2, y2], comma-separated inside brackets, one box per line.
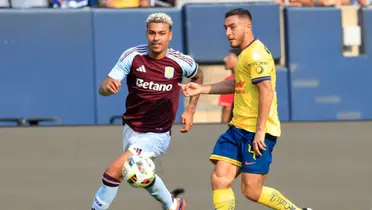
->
[99, 77, 121, 96]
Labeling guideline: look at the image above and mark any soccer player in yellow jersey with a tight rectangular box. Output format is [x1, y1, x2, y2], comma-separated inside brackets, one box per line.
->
[179, 8, 312, 210]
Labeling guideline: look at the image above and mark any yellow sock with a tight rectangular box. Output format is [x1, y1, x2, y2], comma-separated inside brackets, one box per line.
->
[257, 186, 301, 210]
[213, 188, 235, 210]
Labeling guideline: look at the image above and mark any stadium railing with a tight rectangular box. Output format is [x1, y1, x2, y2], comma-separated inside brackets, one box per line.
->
[0, 117, 61, 126]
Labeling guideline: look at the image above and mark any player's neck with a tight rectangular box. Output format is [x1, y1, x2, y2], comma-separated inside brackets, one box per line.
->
[240, 35, 256, 50]
[148, 50, 167, 60]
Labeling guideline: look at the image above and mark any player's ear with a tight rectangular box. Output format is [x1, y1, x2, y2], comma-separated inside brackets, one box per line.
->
[248, 23, 252, 30]
[245, 23, 251, 34]
[169, 31, 173, 41]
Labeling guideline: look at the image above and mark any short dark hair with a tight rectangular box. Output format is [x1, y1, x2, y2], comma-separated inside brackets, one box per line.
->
[225, 8, 252, 21]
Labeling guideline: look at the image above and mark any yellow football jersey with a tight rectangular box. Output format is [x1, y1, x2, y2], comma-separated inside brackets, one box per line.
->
[106, 0, 140, 8]
[230, 39, 281, 137]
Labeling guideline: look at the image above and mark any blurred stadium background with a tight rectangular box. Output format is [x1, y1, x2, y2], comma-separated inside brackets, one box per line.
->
[0, 0, 372, 209]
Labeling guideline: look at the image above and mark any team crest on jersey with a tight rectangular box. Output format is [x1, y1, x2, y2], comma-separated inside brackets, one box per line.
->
[256, 66, 264, 74]
[164, 67, 174, 79]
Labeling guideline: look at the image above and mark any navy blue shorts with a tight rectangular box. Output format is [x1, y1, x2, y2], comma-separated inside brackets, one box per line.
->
[209, 125, 277, 174]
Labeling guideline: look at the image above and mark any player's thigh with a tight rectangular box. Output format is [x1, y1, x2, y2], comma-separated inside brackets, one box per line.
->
[106, 150, 134, 180]
[240, 131, 277, 175]
[210, 127, 242, 189]
[123, 124, 171, 159]
[122, 124, 135, 152]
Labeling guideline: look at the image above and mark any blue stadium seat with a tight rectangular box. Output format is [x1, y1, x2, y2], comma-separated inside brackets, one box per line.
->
[0, 10, 96, 125]
[285, 8, 372, 121]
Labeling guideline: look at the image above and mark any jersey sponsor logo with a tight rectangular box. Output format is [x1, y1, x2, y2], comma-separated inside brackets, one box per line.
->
[235, 81, 245, 88]
[164, 66, 174, 79]
[235, 81, 245, 93]
[136, 78, 173, 91]
[247, 61, 269, 67]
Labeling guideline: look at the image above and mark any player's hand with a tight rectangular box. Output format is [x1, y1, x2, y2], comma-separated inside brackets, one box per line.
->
[252, 131, 266, 156]
[180, 111, 194, 133]
[178, 82, 202, 97]
[106, 79, 121, 94]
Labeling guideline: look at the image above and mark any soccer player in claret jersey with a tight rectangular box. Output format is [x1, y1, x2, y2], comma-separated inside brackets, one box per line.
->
[179, 8, 311, 210]
[91, 13, 203, 210]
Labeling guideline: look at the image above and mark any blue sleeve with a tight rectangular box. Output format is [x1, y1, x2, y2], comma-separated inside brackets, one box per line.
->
[182, 56, 198, 78]
[167, 51, 198, 78]
[108, 47, 137, 81]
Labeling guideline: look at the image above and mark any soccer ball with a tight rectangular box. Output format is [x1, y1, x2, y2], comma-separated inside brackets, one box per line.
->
[122, 155, 156, 188]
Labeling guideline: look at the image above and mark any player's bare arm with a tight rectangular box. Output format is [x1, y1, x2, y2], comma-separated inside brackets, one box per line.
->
[253, 80, 274, 156]
[203, 78, 235, 94]
[186, 69, 204, 112]
[180, 78, 235, 97]
[98, 76, 121, 96]
[181, 69, 204, 133]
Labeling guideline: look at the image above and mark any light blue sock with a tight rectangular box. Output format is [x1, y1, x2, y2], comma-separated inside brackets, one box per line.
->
[144, 174, 175, 209]
[91, 172, 121, 210]
[91, 184, 119, 210]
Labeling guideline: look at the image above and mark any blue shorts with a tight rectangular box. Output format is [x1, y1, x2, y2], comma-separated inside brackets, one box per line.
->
[209, 125, 277, 174]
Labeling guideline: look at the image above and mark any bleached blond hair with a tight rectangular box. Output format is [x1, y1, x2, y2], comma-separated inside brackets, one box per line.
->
[146, 13, 173, 31]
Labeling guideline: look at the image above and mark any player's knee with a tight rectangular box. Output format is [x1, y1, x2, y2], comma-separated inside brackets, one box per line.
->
[104, 157, 128, 184]
[105, 150, 134, 181]
[211, 161, 238, 189]
[240, 180, 261, 202]
[104, 165, 122, 181]
[211, 170, 234, 189]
